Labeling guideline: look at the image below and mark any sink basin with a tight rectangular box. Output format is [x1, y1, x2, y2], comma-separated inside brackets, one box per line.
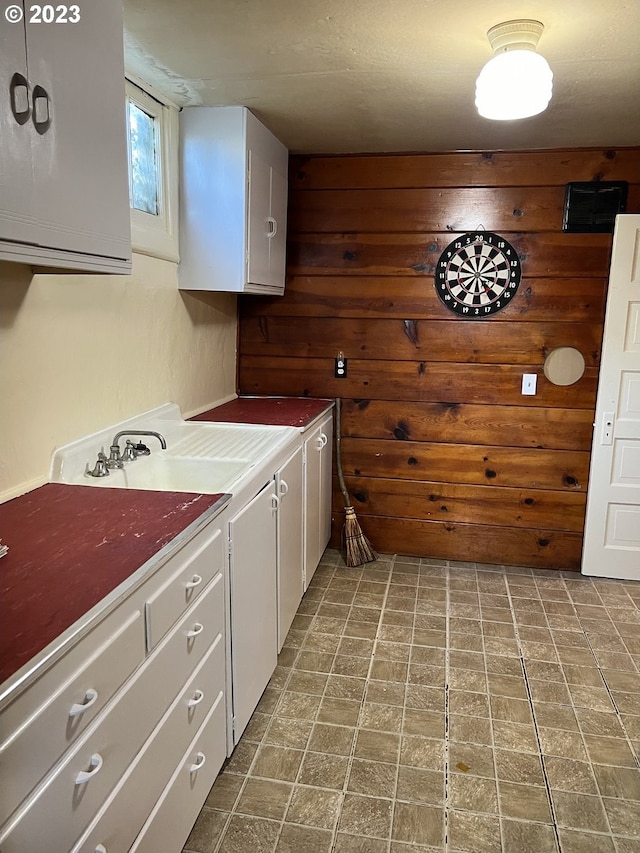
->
[81, 455, 252, 494]
[50, 404, 298, 495]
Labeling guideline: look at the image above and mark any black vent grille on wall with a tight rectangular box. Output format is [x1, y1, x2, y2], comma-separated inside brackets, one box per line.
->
[562, 181, 628, 233]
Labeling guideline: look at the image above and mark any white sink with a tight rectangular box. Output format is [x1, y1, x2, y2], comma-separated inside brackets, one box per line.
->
[50, 403, 298, 495]
[76, 455, 252, 494]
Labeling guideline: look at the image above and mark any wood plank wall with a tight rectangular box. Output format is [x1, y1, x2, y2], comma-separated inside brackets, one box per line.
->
[239, 148, 640, 570]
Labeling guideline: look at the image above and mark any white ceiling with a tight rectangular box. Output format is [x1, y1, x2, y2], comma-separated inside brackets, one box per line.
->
[123, 0, 640, 155]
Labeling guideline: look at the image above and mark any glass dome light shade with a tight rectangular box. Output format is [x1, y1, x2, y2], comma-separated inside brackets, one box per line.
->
[475, 49, 553, 120]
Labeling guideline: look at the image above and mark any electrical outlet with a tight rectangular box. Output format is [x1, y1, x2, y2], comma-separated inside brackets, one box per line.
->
[522, 373, 537, 395]
[335, 356, 347, 378]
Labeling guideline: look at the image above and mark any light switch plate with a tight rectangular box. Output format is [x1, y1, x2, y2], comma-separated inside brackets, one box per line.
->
[522, 373, 537, 395]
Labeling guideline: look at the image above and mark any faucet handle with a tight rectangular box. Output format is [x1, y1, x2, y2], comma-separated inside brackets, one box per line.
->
[106, 444, 124, 469]
[89, 452, 109, 478]
[121, 440, 138, 462]
[133, 442, 151, 456]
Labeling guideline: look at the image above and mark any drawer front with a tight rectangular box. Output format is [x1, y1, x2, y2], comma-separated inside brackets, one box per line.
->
[145, 525, 224, 650]
[71, 634, 226, 853]
[0, 574, 224, 853]
[130, 694, 227, 853]
[0, 609, 145, 826]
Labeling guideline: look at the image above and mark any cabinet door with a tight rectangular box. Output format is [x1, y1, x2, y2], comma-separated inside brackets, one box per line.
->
[304, 416, 334, 589]
[247, 147, 272, 287]
[24, 2, 130, 262]
[269, 165, 288, 288]
[276, 445, 303, 651]
[229, 480, 277, 742]
[318, 414, 334, 556]
[0, 6, 37, 245]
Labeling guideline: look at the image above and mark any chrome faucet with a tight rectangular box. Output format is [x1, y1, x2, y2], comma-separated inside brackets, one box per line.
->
[108, 430, 167, 466]
[88, 429, 167, 477]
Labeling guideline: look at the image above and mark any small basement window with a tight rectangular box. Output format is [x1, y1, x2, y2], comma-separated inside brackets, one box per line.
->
[128, 101, 159, 215]
[125, 79, 179, 262]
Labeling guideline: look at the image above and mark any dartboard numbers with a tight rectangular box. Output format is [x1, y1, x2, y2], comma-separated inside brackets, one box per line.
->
[435, 232, 522, 318]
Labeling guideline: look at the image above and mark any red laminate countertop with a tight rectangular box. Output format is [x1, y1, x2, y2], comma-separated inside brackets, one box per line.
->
[191, 396, 333, 429]
[0, 484, 226, 687]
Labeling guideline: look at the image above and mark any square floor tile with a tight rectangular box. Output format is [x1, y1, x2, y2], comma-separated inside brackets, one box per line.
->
[338, 793, 393, 838]
[500, 819, 558, 853]
[448, 773, 498, 813]
[498, 781, 552, 822]
[551, 790, 610, 832]
[392, 802, 444, 847]
[285, 786, 341, 829]
[235, 778, 292, 820]
[447, 810, 501, 853]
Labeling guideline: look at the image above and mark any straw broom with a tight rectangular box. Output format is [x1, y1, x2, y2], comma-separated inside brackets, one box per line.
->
[335, 398, 377, 566]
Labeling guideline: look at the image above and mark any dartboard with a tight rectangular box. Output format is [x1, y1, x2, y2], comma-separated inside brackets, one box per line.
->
[435, 232, 521, 318]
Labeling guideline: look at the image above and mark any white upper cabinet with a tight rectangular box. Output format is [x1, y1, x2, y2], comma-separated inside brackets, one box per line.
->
[0, 0, 131, 273]
[179, 106, 288, 295]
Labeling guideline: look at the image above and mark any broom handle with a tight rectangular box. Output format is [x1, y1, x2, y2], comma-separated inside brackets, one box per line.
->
[334, 398, 352, 508]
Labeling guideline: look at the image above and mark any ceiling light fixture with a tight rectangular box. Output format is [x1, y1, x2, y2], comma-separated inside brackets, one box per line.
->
[475, 19, 553, 121]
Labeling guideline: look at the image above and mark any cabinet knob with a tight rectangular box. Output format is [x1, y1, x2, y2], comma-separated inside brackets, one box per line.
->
[279, 479, 289, 496]
[75, 753, 103, 785]
[186, 622, 204, 639]
[9, 72, 31, 125]
[187, 689, 205, 708]
[189, 751, 206, 773]
[185, 574, 203, 589]
[69, 688, 99, 718]
[266, 216, 278, 238]
[32, 84, 52, 134]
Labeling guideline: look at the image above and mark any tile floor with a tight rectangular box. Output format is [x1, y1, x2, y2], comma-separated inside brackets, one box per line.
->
[182, 550, 640, 853]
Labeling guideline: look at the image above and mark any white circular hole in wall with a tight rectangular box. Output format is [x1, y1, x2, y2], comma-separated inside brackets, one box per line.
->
[543, 347, 586, 386]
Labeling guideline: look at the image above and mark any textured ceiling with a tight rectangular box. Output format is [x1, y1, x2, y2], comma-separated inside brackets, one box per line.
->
[123, 0, 640, 154]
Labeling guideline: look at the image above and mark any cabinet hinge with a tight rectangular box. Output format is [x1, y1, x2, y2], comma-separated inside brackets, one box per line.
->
[232, 715, 236, 736]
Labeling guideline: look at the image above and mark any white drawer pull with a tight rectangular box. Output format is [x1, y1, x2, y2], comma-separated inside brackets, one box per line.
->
[279, 479, 289, 496]
[69, 688, 99, 718]
[75, 753, 103, 785]
[187, 689, 205, 708]
[185, 574, 203, 589]
[320, 433, 328, 448]
[186, 623, 204, 639]
[95, 845, 107, 853]
[189, 751, 206, 773]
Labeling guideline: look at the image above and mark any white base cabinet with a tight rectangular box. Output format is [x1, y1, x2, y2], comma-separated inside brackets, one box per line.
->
[0, 515, 228, 853]
[179, 106, 288, 294]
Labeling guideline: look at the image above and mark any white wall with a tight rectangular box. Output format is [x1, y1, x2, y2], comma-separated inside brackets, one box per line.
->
[0, 253, 237, 500]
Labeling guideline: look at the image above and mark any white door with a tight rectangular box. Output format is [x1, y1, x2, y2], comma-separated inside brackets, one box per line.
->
[582, 214, 640, 580]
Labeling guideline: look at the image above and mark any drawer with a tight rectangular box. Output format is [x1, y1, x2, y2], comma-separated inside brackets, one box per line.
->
[145, 524, 224, 650]
[0, 573, 224, 853]
[130, 693, 227, 853]
[71, 634, 226, 853]
[0, 609, 145, 826]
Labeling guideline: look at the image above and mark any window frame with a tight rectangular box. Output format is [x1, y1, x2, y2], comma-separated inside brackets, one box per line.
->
[125, 77, 179, 262]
